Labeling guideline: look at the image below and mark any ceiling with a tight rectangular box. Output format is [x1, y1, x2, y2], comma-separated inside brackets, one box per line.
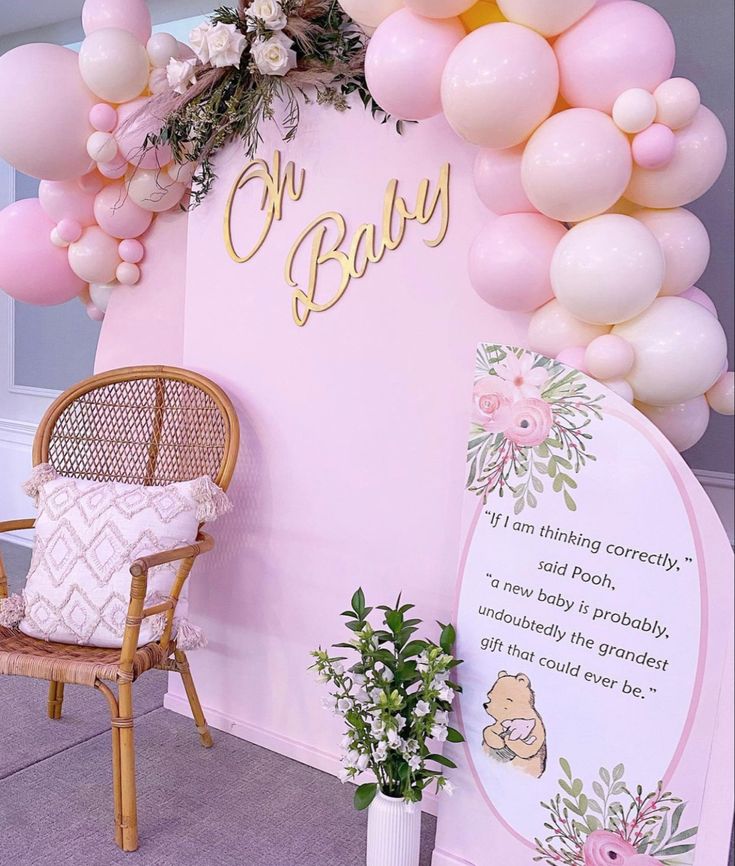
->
[0, 1, 84, 37]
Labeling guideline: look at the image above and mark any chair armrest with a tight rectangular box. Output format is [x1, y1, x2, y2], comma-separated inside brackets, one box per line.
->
[129, 531, 214, 576]
[0, 518, 35, 534]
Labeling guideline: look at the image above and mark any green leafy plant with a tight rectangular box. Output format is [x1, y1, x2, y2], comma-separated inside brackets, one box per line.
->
[310, 589, 464, 810]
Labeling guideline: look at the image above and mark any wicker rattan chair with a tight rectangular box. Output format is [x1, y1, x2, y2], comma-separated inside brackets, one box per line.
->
[0, 365, 239, 852]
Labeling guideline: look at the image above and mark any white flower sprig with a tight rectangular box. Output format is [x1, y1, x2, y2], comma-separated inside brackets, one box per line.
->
[311, 589, 464, 811]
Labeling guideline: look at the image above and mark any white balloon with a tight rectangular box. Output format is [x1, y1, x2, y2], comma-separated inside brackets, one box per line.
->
[612, 297, 728, 405]
[146, 32, 178, 68]
[86, 131, 118, 163]
[339, 0, 404, 30]
[604, 379, 634, 404]
[497, 0, 596, 36]
[528, 299, 610, 357]
[128, 169, 185, 212]
[89, 281, 117, 313]
[49, 227, 69, 248]
[79, 28, 150, 103]
[551, 214, 664, 325]
[612, 88, 657, 134]
[637, 397, 710, 452]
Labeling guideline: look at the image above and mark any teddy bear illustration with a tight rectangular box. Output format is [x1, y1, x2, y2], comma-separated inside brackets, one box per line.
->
[482, 671, 547, 779]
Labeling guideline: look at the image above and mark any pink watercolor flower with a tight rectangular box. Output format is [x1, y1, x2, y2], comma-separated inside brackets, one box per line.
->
[583, 831, 663, 866]
[472, 376, 513, 432]
[505, 397, 553, 447]
[497, 353, 548, 399]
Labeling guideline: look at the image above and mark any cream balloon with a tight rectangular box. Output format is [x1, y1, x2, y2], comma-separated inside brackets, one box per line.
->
[127, 169, 185, 212]
[68, 226, 121, 284]
[89, 281, 117, 313]
[86, 131, 118, 163]
[604, 379, 634, 403]
[612, 88, 657, 134]
[146, 32, 178, 68]
[637, 397, 710, 452]
[612, 297, 728, 405]
[79, 28, 150, 103]
[528, 299, 610, 357]
[339, 0, 404, 30]
[497, 0, 596, 37]
[550, 214, 664, 325]
[706, 372, 734, 415]
[405, 0, 476, 17]
[631, 208, 710, 296]
[654, 78, 700, 130]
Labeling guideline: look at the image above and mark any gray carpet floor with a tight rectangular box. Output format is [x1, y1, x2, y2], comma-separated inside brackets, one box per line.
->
[0, 541, 437, 866]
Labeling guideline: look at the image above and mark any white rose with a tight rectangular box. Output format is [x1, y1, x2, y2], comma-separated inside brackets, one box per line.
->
[189, 22, 211, 63]
[206, 22, 247, 68]
[246, 0, 288, 31]
[166, 58, 197, 95]
[251, 32, 297, 77]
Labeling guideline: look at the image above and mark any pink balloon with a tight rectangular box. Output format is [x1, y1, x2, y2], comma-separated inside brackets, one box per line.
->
[680, 286, 718, 317]
[625, 106, 728, 209]
[528, 299, 611, 357]
[584, 334, 635, 380]
[0, 44, 96, 180]
[469, 213, 566, 312]
[522, 108, 632, 222]
[0, 199, 85, 305]
[39, 179, 97, 226]
[94, 182, 154, 239]
[78, 170, 106, 195]
[554, 1, 675, 113]
[68, 226, 121, 284]
[473, 146, 537, 215]
[556, 347, 588, 374]
[57, 219, 83, 244]
[82, 0, 152, 45]
[706, 372, 734, 416]
[632, 123, 676, 169]
[98, 153, 129, 179]
[89, 103, 119, 133]
[118, 238, 145, 263]
[365, 11, 464, 121]
[86, 302, 105, 322]
[637, 397, 710, 452]
[115, 98, 173, 170]
[441, 23, 559, 149]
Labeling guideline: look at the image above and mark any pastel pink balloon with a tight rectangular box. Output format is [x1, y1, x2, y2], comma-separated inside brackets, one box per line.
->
[637, 397, 710, 452]
[654, 78, 701, 130]
[632, 123, 676, 169]
[522, 108, 632, 222]
[57, 219, 83, 244]
[82, 0, 152, 45]
[680, 286, 717, 317]
[441, 23, 559, 149]
[115, 98, 173, 169]
[116, 262, 141, 285]
[94, 182, 154, 239]
[625, 106, 728, 209]
[0, 199, 85, 305]
[39, 179, 97, 226]
[605, 379, 634, 403]
[86, 302, 106, 321]
[554, 0, 675, 113]
[118, 238, 144, 263]
[79, 28, 150, 104]
[78, 170, 106, 195]
[585, 334, 635, 380]
[0, 44, 96, 181]
[68, 225, 121, 284]
[528, 299, 610, 357]
[473, 146, 537, 215]
[469, 213, 566, 312]
[706, 371, 734, 416]
[365, 11, 465, 121]
[89, 102, 119, 133]
[556, 346, 588, 373]
[98, 153, 129, 179]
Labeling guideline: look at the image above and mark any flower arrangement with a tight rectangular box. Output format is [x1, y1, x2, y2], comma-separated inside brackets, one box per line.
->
[134, 0, 393, 205]
[310, 589, 464, 810]
[534, 760, 698, 866]
[467, 345, 605, 514]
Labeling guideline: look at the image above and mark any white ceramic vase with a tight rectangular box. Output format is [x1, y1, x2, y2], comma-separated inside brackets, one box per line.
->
[366, 791, 422, 866]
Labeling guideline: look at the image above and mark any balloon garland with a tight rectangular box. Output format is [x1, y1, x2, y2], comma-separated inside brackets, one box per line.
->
[0, 0, 731, 452]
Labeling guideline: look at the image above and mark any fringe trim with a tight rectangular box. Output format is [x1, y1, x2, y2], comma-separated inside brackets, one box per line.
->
[22, 464, 58, 506]
[0, 594, 25, 628]
[191, 475, 232, 523]
[146, 593, 208, 650]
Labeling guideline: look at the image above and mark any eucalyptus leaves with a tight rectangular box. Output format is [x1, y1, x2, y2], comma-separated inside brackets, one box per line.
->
[311, 589, 464, 810]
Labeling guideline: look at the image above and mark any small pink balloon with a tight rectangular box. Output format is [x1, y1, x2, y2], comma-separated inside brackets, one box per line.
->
[118, 238, 144, 263]
[56, 218, 83, 244]
[366, 10, 465, 121]
[82, 0, 152, 45]
[679, 286, 718, 317]
[474, 146, 537, 215]
[556, 346, 588, 374]
[654, 78, 701, 131]
[584, 333, 635, 380]
[0, 199, 85, 305]
[116, 262, 141, 285]
[78, 170, 106, 195]
[632, 123, 676, 169]
[94, 182, 153, 239]
[89, 102, 119, 133]
[469, 212, 566, 312]
[86, 302, 105, 321]
[98, 153, 129, 179]
[605, 379, 635, 403]
[39, 179, 96, 226]
[115, 98, 173, 169]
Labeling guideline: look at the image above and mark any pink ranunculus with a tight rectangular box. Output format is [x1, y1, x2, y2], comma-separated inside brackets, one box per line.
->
[584, 831, 648, 866]
[496, 353, 549, 399]
[472, 376, 513, 433]
[505, 397, 554, 447]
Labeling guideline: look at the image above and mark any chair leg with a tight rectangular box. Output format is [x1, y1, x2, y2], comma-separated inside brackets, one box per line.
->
[175, 649, 213, 748]
[47, 681, 64, 720]
[96, 680, 124, 850]
[118, 681, 139, 852]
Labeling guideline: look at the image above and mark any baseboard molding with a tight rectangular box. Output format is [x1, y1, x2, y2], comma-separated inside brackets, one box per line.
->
[163, 691, 439, 817]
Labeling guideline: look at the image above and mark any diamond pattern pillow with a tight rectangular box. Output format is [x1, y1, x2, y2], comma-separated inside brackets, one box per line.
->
[1, 465, 230, 649]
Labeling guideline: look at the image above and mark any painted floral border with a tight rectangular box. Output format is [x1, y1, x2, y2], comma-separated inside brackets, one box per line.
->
[467, 345, 605, 514]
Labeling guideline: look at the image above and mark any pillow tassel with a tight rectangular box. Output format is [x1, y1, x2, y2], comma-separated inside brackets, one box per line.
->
[0, 593, 25, 628]
[22, 463, 58, 506]
[192, 475, 232, 523]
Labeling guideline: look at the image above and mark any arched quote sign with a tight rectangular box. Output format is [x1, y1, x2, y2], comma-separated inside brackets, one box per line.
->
[433, 345, 734, 866]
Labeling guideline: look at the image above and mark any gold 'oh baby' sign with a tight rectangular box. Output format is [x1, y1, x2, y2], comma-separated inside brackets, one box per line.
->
[223, 150, 451, 327]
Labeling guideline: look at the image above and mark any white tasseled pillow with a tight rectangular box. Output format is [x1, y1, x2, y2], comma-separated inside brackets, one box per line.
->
[0, 465, 231, 649]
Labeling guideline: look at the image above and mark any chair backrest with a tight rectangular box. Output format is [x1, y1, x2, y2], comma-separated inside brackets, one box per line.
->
[32, 366, 240, 491]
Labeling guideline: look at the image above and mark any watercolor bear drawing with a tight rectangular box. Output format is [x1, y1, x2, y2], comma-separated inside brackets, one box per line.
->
[482, 671, 547, 779]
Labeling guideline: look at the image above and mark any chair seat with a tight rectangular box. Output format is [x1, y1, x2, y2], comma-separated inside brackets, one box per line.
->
[0, 626, 167, 687]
